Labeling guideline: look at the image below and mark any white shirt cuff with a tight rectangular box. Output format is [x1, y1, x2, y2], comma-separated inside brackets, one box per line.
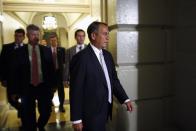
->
[72, 120, 82, 124]
[124, 99, 130, 104]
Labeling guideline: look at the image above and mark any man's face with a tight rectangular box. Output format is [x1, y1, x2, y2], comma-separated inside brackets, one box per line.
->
[50, 37, 58, 47]
[93, 25, 109, 49]
[15, 32, 25, 44]
[75, 31, 85, 45]
[27, 30, 40, 45]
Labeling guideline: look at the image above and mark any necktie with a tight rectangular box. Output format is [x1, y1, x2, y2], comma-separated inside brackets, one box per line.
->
[53, 48, 57, 70]
[31, 45, 39, 86]
[79, 46, 82, 51]
[99, 51, 112, 103]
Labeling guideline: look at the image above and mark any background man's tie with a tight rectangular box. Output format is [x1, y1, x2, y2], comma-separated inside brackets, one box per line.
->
[79, 46, 82, 51]
[31, 45, 39, 86]
[52, 48, 57, 70]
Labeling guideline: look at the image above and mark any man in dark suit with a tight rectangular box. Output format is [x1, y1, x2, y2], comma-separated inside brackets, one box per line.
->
[15, 24, 55, 131]
[64, 29, 87, 84]
[0, 28, 25, 118]
[49, 33, 66, 112]
[69, 21, 133, 131]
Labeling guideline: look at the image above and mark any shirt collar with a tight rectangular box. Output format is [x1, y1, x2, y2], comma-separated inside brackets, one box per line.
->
[77, 44, 84, 48]
[90, 43, 102, 56]
[15, 43, 24, 47]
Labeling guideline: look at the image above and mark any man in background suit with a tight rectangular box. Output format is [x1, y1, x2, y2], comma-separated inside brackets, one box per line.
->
[49, 33, 66, 112]
[0, 28, 25, 118]
[64, 29, 87, 84]
[70, 21, 133, 131]
[16, 24, 55, 131]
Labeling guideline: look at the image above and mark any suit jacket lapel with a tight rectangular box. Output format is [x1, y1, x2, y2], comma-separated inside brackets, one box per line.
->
[57, 47, 60, 62]
[88, 45, 108, 87]
[22, 45, 31, 77]
[72, 46, 77, 55]
[57, 47, 63, 67]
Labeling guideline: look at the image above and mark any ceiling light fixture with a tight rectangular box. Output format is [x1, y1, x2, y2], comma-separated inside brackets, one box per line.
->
[42, 16, 57, 30]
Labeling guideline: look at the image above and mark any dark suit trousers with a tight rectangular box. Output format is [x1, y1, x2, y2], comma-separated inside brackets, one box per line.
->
[6, 84, 21, 117]
[7, 92, 21, 117]
[54, 70, 65, 107]
[83, 101, 111, 131]
[20, 83, 52, 131]
[57, 82, 65, 107]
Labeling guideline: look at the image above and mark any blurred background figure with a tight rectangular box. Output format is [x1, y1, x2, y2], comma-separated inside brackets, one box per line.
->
[64, 29, 87, 85]
[0, 28, 25, 119]
[49, 32, 66, 113]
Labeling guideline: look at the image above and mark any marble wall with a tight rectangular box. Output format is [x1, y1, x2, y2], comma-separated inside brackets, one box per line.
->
[106, 0, 176, 131]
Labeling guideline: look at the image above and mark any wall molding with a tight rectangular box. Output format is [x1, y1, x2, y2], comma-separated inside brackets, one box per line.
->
[3, 1, 90, 13]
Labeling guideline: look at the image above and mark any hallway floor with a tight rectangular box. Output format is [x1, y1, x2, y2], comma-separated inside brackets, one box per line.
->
[0, 84, 74, 131]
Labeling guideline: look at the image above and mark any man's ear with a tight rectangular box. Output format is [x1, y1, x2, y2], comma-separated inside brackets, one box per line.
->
[91, 32, 96, 40]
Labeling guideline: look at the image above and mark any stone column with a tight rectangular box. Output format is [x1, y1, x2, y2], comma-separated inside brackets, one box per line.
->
[106, 0, 175, 131]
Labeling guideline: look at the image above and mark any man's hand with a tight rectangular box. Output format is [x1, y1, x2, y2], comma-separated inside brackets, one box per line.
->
[73, 122, 83, 131]
[1, 80, 7, 87]
[64, 81, 69, 87]
[10, 94, 19, 102]
[125, 101, 133, 112]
